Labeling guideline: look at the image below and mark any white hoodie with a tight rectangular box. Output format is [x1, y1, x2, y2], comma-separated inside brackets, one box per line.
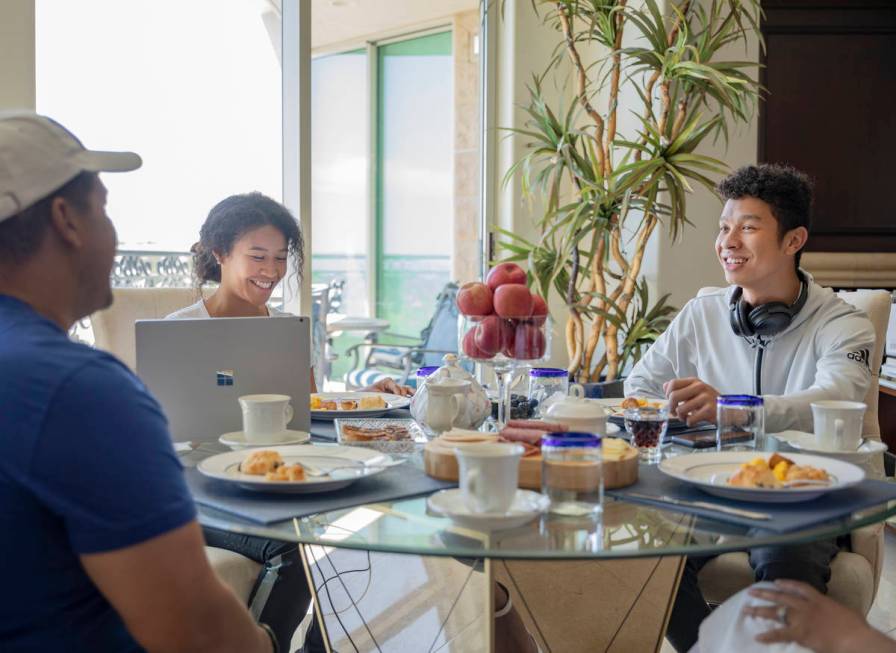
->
[624, 275, 874, 433]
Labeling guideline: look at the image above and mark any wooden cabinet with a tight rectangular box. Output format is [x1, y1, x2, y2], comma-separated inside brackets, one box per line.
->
[881, 384, 896, 453]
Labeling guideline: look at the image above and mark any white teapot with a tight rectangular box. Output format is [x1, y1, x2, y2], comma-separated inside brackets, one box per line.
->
[423, 378, 470, 435]
[411, 354, 491, 432]
[544, 397, 608, 435]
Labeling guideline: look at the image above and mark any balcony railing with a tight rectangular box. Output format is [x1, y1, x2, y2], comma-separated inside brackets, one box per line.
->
[112, 250, 193, 288]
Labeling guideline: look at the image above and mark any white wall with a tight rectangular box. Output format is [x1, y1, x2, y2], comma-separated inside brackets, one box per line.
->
[0, 0, 35, 110]
[492, 0, 572, 367]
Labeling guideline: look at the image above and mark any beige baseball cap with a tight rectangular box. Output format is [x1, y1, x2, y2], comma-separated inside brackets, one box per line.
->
[0, 111, 142, 222]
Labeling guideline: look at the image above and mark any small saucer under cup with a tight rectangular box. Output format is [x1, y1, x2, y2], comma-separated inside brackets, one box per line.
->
[218, 429, 310, 450]
[427, 488, 549, 532]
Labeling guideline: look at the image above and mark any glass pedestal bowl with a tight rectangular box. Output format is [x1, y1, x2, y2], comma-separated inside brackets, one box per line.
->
[457, 313, 552, 428]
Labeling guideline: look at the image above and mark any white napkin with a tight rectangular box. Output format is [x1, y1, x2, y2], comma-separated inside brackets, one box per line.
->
[693, 582, 813, 653]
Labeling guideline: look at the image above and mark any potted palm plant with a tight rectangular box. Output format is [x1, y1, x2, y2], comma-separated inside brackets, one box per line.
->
[496, 0, 762, 385]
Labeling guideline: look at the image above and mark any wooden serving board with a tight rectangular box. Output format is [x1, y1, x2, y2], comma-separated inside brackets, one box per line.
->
[423, 434, 639, 490]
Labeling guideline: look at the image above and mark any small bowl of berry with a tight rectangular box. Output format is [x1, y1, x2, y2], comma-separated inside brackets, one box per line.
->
[490, 394, 538, 421]
[623, 403, 669, 464]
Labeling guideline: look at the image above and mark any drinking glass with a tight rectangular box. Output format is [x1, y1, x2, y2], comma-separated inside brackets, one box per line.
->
[527, 368, 568, 418]
[624, 405, 669, 463]
[541, 433, 603, 517]
[716, 395, 765, 450]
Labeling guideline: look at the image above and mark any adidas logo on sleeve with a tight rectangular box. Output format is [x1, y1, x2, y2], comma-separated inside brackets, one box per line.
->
[847, 348, 870, 368]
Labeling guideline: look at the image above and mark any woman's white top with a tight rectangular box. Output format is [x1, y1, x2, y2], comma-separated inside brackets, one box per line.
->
[165, 299, 289, 320]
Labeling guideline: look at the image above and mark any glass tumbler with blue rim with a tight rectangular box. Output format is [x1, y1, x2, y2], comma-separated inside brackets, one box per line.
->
[541, 432, 603, 517]
[414, 365, 439, 388]
[716, 395, 765, 451]
[528, 367, 569, 418]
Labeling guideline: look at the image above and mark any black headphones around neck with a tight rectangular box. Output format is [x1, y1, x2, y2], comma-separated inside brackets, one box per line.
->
[729, 271, 809, 339]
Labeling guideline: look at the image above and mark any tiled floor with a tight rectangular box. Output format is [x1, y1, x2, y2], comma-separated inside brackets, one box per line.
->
[867, 525, 896, 637]
[659, 525, 896, 652]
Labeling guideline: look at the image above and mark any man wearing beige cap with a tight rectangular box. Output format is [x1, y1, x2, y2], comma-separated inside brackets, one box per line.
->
[0, 112, 276, 652]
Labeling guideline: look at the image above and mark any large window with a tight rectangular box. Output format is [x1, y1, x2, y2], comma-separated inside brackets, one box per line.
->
[377, 33, 454, 336]
[36, 0, 282, 253]
[312, 18, 481, 383]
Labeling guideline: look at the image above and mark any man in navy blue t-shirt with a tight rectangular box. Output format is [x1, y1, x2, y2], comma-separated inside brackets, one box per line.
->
[0, 112, 275, 652]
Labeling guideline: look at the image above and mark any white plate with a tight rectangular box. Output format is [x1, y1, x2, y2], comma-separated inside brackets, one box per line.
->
[427, 489, 549, 532]
[773, 431, 888, 460]
[658, 451, 865, 503]
[218, 429, 310, 450]
[310, 392, 411, 420]
[197, 444, 398, 494]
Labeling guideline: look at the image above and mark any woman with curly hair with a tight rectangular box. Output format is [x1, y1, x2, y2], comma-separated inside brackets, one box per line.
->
[169, 191, 412, 396]
[167, 193, 409, 651]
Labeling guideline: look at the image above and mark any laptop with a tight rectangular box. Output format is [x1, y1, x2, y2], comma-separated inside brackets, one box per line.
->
[135, 316, 311, 442]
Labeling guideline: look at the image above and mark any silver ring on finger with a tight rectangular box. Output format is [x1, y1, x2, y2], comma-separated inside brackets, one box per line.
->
[777, 605, 789, 625]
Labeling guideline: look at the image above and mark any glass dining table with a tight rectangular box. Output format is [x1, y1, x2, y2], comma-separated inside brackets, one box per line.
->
[187, 416, 896, 653]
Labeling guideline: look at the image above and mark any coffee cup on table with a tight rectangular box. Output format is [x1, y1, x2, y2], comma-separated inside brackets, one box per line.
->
[810, 400, 865, 451]
[239, 394, 294, 443]
[453, 442, 524, 514]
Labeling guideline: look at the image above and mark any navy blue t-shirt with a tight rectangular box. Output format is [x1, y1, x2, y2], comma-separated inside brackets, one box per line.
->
[0, 295, 197, 652]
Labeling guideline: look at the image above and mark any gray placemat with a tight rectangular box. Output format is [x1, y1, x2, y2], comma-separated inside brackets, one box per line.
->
[608, 464, 896, 533]
[185, 461, 453, 525]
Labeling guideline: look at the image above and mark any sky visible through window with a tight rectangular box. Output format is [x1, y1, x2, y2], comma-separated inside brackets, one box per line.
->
[36, 0, 282, 252]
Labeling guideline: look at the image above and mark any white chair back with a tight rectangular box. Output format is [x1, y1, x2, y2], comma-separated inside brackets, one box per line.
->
[836, 289, 890, 436]
[89, 287, 208, 370]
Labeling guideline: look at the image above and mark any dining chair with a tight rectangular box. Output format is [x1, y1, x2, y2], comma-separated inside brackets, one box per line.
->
[694, 286, 891, 615]
[88, 287, 263, 605]
[343, 281, 462, 389]
[89, 287, 209, 370]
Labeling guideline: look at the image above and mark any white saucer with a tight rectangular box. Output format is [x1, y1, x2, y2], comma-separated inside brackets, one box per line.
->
[773, 430, 887, 459]
[427, 489, 549, 532]
[218, 429, 311, 450]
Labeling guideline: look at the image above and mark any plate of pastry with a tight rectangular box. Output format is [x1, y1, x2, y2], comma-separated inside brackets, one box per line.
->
[335, 418, 424, 454]
[197, 444, 401, 494]
[658, 451, 865, 503]
[309, 392, 411, 420]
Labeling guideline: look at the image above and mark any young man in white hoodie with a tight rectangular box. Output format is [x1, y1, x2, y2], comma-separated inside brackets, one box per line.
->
[624, 164, 876, 652]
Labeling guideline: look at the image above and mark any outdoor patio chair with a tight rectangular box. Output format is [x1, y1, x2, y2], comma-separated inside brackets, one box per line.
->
[343, 282, 461, 389]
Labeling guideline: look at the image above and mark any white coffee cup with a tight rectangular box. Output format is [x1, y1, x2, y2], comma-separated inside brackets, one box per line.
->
[239, 394, 294, 443]
[454, 442, 524, 514]
[810, 400, 866, 451]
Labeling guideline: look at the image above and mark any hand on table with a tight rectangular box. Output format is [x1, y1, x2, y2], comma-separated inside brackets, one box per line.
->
[663, 377, 720, 426]
[367, 378, 415, 397]
[744, 580, 895, 653]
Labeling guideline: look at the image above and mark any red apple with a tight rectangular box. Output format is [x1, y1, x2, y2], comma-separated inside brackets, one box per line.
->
[493, 284, 533, 318]
[486, 262, 527, 291]
[474, 315, 512, 355]
[456, 281, 493, 317]
[501, 326, 517, 358]
[531, 293, 548, 325]
[462, 327, 493, 359]
[512, 322, 546, 360]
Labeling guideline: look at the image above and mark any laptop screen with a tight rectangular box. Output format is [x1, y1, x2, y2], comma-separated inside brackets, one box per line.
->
[135, 316, 311, 441]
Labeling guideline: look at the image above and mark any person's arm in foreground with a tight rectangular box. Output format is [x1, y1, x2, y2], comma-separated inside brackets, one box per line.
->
[744, 580, 895, 653]
[82, 521, 272, 653]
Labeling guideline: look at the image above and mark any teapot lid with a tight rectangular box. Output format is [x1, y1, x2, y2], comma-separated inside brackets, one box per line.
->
[545, 397, 607, 419]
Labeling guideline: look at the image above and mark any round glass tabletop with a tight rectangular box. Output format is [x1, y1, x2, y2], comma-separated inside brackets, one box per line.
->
[188, 437, 896, 560]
